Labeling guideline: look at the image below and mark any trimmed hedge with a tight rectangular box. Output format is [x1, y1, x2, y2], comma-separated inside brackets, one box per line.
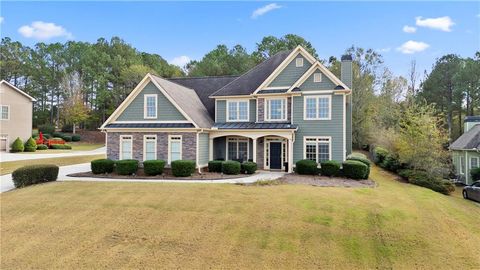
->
[24, 137, 37, 152]
[36, 144, 48, 150]
[471, 167, 480, 181]
[62, 135, 72, 142]
[208, 160, 223, 173]
[380, 154, 401, 172]
[50, 144, 72, 149]
[295, 159, 318, 175]
[12, 164, 59, 188]
[52, 132, 64, 138]
[347, 155, 371, 179]
[72, 134, 81, 142]
[91, 159, 115, 174]
[38, 124, 55, 135]
[222, 160, 241, 175]
[320, 160, 341, 177]
[241, 161, 257, 174]
[43, 133, 52, 139]
[115, 159, 139, 175]
[11, 137, 24, 152]
[373, 146, 389, 164]
[171, 160, 196, 177]
[143, 160, 166, 176]
[342, 160, 368, 180]
[347, 152, 368, 159]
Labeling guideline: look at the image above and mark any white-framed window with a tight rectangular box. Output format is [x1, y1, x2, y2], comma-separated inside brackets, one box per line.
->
[296, 58, 304, 67]
[227, 100, 249, 122]
[470, 157, 478, 169]
[144, 94, 157, 119]
[143, 135, 157, 161]
[460, 156, 465, 174]
[0, 105, 9, 120]
[168, 135, 182, 164]
[313, 72, 322, 83]
[304, 95, 331, 120]
[304, 137, 331, 163]
[227, 137, 249, 161]
[265, 98, 287, 121]
[119, 135, 133, 160]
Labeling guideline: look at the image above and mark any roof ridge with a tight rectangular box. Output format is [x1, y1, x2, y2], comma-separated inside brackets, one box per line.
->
[169, 75, 239, 80]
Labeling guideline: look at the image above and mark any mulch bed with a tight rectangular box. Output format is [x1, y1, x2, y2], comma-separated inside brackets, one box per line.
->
[278, 174, 376, 188]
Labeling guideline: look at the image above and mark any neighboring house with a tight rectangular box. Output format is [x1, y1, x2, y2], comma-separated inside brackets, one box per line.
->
[101, 46, 352, 172]
[450, 116, 480, 185]
[0, 80, 36, 152]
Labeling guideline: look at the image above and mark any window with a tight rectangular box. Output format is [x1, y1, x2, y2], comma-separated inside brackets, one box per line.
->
[460, 156, 465, 174]
[143, 135, 157, 161]
[120, 135, 133, 160]
[144, 94, 157, 119]
[296, 58, 304, 67]
[304, 96, 331, 120]
[470, 157, 478, 169]
[304, 137, 331, 163]
[227, 100, 249, 122]
[265, 98, 287, 121]
[0, 105, 9, 120]
[313, 73, 322, 83]
[168, 136, 182, 164]
[227, 137, 249, 161]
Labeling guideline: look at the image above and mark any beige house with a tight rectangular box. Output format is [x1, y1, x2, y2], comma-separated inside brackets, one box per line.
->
[0, 80, 36, 151]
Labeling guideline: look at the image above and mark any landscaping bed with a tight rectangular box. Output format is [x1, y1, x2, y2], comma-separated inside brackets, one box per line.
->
[278, 173, 376, 188]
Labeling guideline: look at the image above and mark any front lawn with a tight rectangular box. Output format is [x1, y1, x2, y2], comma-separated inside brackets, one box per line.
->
[1, 165, 479, 269]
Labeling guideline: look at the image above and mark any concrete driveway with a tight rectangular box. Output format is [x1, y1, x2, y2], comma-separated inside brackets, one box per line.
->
[0, 147, 105, 162]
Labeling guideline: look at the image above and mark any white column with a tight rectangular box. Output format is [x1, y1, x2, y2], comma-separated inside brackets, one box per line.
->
[288, 138, 294, 173]
[209, 138, 214, 161]
[252, 138, 257, 163]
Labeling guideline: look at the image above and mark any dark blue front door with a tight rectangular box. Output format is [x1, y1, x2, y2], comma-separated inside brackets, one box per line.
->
[270, 142, 282, 169]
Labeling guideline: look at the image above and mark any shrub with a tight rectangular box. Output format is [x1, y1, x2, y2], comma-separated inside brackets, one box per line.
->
[171, 160, 196, 177]
[24, 137, 37, 152]
[36, 144, 48, 150]
[222, 160, 241, 175]
[208, 160, 223, 173]
[72, 134, 81, 142]
[91, 159, 115, 174]
[61, 124, 73, 133]
[407, 170, 454, 195]
[50, 144, 72, 149]
[62, 135, 72, 142]
[241, 162, 257, 174]
[471, 167, 480, 181]
[10, 137, 24, 152]
[52, 132, 64, 138]
[295, 159, 318, 175]
[380, 154, 401, 172]
[38, 124, 55, 135]
[347, 152, 368, 159]
[143, 160, 166, 176]
[342, 160, 369, 180]
[347, 155, 371, 179]
[320, 160, 341, 177]
[373, 146, 389, 164]
[397, 169, 414, 180]
[12, 164, 59, 188]
[43, 133, 52, 139]
[115, 159, 139, 175]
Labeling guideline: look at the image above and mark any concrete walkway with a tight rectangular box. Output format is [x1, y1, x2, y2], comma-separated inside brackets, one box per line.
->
[0, 147, 105, 162]
[1, 163, 285, 193]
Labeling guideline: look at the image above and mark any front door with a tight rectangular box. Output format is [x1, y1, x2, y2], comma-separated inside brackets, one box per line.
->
[269, 142, 282, 170]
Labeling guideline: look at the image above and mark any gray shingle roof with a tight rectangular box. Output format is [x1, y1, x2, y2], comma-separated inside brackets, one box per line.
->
[256, 89, 289, 94]
[213, 122, 297, 130]
[211, 50, 293, 97]
[450, 124, 480, 150]
[168, 76, 237, 119]
[105, 123, 195, 128]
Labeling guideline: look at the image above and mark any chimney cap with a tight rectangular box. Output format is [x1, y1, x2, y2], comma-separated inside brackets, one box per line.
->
[341, 54, 352, 61]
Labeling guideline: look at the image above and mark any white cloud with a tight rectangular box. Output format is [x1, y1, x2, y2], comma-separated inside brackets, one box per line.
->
[0, 17, 4, 24]
[415, 16, 454, 32]
[170, 55, 191, 68]
[18, 21, 73, 40]
[251, 3, 282, 19]
[397, 40, 430, 54]
[403, 25, 417, 33]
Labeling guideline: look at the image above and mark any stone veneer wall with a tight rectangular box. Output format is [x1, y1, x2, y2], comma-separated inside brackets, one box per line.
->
[256, 97, 291, 122]
[107, 132, 197, 163]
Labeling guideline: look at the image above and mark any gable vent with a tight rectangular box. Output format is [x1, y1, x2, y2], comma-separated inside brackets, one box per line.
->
[295, 58, 304, 67]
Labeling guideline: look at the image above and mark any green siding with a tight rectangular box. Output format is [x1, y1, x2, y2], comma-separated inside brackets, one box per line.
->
[117, 82, 186, 121]
[452, 150, 480, 185]
[299, 69, 337, 91]
[346, 95, 352, 155]
[292, 94, 345, 163]
[268, 55, 312, 87]
[216, 99, 256, 123]
[250, 99, 257, 122]
[198, 133, 209, 165]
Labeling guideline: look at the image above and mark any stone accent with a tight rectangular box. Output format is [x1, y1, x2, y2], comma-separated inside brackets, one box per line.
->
[107, 131, 197, 164]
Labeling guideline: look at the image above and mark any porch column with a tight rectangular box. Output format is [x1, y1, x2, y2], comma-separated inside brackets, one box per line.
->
[252, 138, 257, 163]
[288, 138, 294, 173]
[209, 138, 214, 161]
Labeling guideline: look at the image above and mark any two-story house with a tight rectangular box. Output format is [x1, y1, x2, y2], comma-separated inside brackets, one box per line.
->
[101, 46, 352, 173]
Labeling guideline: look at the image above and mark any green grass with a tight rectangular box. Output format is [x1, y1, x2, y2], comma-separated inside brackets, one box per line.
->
[1, 165, 479, 269]
[0, 154, 105, 175]
[24, 142, 104, 154]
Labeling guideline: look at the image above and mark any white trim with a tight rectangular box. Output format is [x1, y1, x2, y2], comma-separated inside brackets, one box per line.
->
[255, 98, 259, 122]
[119, 135, 133, 160]
[303, 136, 332, 163]
[343, 93, 346, 161]
[0, 80, 36, 101]
[168, 135, 182, 165]
[302, 90, 334, 95]
[470, 156, 479, 169]
[143, 135, 157, 161]
[214, 99, 218, 122]
[196, 132, 200, 172]
[143, 94, 158, 119]
[0, 105, 10, 120]
[313, 72, 322, 83]
[263, 86, 291, 90]
[303, 95, 332, 120]
[287, 62, 350, 93]
[296, 58, 304, 67]
[113, 120, 190, 124]
[264, 137, 287, 170]
[226, 99, 250, 122]
[290, 96, 294, 124]
[104, 128, 198, 132]
[265, 97, 287, 122]
[225, 137, 249, 161]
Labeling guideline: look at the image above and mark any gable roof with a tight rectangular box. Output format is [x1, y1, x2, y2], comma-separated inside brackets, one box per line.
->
[168, 76, 237, 118]
[287, 61, 351, 92]
[210, 49, 293, 97]
[0, 80, 36, 101]
[450, 124, 480, 150]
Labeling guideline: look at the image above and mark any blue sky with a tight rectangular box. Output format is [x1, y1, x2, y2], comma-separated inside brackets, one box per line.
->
[1, 1, 479, 78]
